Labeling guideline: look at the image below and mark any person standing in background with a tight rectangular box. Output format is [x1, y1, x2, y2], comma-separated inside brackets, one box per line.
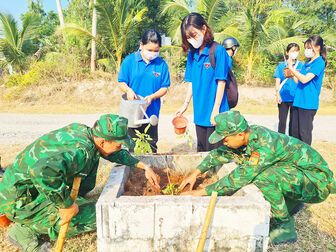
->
[288, 36, 327, 145]
[222, 37, 240, 70]
[274, 43, 304, 135]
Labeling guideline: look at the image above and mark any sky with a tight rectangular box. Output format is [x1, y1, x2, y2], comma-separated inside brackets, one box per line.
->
[0, 0, 68, 21]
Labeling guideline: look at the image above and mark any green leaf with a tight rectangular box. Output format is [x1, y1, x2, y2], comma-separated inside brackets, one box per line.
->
[327, 244, 336, 250]
[144, 124, 151, 133]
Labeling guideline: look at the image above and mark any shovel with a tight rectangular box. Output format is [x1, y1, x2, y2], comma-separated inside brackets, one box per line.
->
[196, 191, 218, 252]
[54, 177, 82, 252]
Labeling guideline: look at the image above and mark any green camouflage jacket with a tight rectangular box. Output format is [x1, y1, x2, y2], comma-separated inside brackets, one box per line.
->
[199, 125, 336, 195]
[0, 123, 139, 212]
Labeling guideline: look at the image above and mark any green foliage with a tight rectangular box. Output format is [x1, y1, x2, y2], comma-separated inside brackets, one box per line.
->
[133, 124, 153, 156]
[0, 12, 39, 73]
[3, 52, 87, 88]
[161, 183, 181, 195]
[176, 128, 194, 149]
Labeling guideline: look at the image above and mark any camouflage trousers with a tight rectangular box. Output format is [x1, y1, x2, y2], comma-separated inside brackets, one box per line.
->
[253, 165, 333, 223]
[1, 196, 96, 241]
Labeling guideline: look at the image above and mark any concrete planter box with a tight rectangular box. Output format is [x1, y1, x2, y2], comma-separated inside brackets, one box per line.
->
[96, 153, 270, 252]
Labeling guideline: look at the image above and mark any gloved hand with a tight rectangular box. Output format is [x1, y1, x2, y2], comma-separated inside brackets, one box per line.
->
[59, 203, 79, 226]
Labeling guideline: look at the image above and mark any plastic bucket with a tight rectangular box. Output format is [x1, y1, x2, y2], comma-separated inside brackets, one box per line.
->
[172, 116, 188, 135]
[0, 214, 12, 227]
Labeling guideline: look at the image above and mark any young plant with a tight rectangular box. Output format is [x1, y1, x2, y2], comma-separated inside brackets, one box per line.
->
[176, 128, 194, 150]
[161, 183, 181, 195]
[161, 169, 182, 195]
[133, 124, 153, 156]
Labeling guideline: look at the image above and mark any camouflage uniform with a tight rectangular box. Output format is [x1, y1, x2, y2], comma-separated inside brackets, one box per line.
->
[199, 111, 336, 225]
[0, 115, 139, 242]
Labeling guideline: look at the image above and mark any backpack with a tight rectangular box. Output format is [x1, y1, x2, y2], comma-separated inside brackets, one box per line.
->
[192, 41, 239, 109]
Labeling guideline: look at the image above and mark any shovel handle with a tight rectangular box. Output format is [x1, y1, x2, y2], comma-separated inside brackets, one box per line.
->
[196, 191, 218, 252]
[54, 177, 82, 252]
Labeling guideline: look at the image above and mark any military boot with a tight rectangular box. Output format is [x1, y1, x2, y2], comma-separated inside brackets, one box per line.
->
[269, 216, 297, 245]
[7, 223, 52, 252]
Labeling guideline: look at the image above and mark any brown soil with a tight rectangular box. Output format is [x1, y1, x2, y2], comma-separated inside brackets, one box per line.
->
[123, 168, 214, 196]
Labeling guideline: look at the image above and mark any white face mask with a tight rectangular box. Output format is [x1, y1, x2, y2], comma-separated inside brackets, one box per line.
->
[304, 49, 315, 58]
[233, 48, 238, 57]
[142, 49, 159, 61]
[187, 32, 204, 49]
[288, 51, 299, 60]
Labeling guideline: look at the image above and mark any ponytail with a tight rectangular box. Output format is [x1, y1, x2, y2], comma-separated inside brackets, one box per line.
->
[320, 43, 327, 66]
[306, 36, 327, 66]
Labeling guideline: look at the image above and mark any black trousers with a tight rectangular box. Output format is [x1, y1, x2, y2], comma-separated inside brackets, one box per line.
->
[195, 125, 223, 152]
[277, 102, 293, 135]
[128, 124, 158, 153]
[291, 106, 317, 145]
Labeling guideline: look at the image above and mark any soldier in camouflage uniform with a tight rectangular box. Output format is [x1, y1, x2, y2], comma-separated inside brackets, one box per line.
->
[0, 114, 160, 252]
[180, 111, 336, 244]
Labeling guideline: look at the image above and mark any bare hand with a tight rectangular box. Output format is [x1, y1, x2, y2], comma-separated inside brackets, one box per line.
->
[175, 104, 188, 117]
[179, 170, 200, 191]
[144, 95, 153, 106]
[210, 109, 219, 126]
[145, 168, 160, 189]
[59, 203, 79, 226]
[180, 189, 207, 196]
[127, 88, 137, 100]
[276, 92, 282, 104]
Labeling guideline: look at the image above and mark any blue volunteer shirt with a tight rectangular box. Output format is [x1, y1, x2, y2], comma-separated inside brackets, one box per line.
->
[293, 56, 325, 110]
[228, 56, 233, 70]
[273, 60, 304, 102]
[185, 44, 230, 127]
[118, 50, 171, 118]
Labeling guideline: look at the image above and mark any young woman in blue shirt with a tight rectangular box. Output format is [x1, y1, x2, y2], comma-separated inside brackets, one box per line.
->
[274, 43, 304, 135]
[287, 36, 327, 145]
[118, 29, 171, 152]
[175, 13, 230, 152]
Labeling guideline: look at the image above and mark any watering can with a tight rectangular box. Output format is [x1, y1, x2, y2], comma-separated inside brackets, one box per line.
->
[118, 94, 158, 128]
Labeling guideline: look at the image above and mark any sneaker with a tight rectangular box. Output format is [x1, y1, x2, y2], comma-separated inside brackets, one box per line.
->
[7, 223, 52, 252]
[269, 217, 297, 245]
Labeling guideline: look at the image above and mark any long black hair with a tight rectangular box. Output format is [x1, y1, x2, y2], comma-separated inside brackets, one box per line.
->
[305, 36, 327, 66]
[141, 29, 162, 47]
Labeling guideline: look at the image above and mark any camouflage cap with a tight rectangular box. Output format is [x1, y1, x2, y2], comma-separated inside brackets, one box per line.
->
[209, 111, 248, 144]
[92, 114, 135, 149]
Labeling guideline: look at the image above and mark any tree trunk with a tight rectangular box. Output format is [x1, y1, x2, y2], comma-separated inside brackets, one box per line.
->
[91, 0, 97, 72]
[56, 0, 65, 27]
[245, 40, 255, 84]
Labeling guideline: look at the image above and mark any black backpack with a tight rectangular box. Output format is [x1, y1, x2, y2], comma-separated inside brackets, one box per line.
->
[192, 41, 239, 109]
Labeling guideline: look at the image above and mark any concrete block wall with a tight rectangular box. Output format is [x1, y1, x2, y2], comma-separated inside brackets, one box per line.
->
[96, 154, 270, 252]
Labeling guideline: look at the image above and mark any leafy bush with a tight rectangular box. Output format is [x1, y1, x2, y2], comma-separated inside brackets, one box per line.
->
[3, 52, 88, 88]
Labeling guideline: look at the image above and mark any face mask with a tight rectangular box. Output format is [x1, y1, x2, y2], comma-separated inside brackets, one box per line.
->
[187, 32, 204, 49]
[288, 51, 299, 60]
[233, 48, 238, 57]
[304, 49, 315, 58]
[142, 49, 159, 61]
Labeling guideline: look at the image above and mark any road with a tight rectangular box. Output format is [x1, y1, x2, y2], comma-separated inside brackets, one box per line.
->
[0, 113, 335, 145]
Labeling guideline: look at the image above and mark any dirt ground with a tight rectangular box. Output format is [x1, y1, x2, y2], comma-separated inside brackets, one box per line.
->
[123, 168, 215, 196]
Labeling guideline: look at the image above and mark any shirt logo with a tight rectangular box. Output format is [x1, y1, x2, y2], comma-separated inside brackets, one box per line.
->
[306, 67, 310, 71]
[153, 72, 160, 77]
[248, 151, 260, 165]
[204, 63, 211, 69]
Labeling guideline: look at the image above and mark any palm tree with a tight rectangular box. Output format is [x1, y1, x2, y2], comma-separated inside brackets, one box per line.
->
[231, 3, 307, 83]
[161, 0, 226, 43]
[91, 0, 97, 72]
[56, 0, 64, 27]
[59, 0, 147, 71]
[0, 13, 39, 74]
